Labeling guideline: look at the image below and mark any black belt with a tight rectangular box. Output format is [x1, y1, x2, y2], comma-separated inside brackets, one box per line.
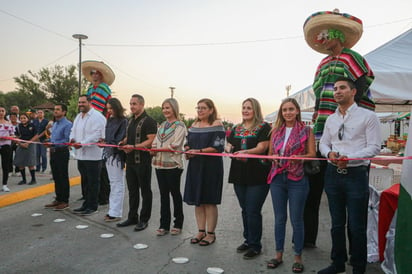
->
[50, 147, 69, 153]
[328, 163, 367, 175]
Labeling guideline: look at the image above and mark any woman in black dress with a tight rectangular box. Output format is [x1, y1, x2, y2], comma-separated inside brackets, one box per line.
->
[184, 98, 225, 246]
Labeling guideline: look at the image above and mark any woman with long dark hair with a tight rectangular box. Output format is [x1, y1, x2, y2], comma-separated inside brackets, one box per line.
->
[100, 98, 127, 222]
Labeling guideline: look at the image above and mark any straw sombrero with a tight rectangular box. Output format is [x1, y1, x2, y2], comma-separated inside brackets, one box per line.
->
[81, 60, 115, 86]
[303, 9, 363, 54]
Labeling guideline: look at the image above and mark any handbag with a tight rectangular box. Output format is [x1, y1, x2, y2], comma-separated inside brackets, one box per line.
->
[304, 160, 321, 175]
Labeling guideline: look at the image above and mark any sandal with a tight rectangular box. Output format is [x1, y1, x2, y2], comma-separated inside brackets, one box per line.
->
[267, 258, 283, 269]
[199, 232, 216, 246]
[170, 228, 182, 235]
[292, 262, 304, 273]
[156, 228, 169, 236]
[190, 229, 206, 244]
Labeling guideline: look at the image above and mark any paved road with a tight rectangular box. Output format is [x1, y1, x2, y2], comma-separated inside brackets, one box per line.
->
[0, 158, 383, 273]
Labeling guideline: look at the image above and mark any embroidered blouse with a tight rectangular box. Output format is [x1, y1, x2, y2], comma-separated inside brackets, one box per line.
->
[152, 120, 187, 169]
[227, 122, 271, 185]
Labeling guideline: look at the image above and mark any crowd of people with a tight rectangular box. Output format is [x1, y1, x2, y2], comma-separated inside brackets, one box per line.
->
[0, 9, 383, 274]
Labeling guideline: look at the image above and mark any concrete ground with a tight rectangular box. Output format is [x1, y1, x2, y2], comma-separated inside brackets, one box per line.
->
[0, 158, 383, 273]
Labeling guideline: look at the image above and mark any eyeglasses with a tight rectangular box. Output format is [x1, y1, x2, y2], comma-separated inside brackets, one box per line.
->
[338, 124, 344, 140]
[195, 106, 208, 111]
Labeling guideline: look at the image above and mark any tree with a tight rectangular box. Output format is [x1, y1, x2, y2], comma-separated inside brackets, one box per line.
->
[145, 106, 165, 125]
[37, 65, 79, 104]
[13, 65, 84, 108]
[13, 73, 45, 109]
[66, 92, 79, 121]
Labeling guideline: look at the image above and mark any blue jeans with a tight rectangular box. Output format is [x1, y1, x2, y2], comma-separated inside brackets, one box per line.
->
[234, 184, 269, 252]
[36, 144, 47, 171]
[270, 173, 309, 255]
[324, 164, 369, 273]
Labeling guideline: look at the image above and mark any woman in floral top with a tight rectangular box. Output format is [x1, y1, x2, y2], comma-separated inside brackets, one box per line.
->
[227, 98, 271, 259]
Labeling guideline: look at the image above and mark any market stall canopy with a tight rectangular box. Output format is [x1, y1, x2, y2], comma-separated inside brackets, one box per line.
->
[289, 28, 412, 112]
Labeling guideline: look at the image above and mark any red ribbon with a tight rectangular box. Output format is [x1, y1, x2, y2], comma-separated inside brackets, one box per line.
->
[2, 136, 411, 161]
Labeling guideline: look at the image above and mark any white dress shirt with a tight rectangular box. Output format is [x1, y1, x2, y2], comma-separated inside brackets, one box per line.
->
[319, 103, 381, 167]
[69, 108, 106, 160]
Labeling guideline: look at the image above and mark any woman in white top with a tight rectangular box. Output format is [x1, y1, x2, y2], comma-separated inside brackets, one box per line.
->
[266, 98, 315, 272]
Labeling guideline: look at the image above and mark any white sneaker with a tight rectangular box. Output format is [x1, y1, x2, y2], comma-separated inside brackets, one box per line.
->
[2, 185, 10, 192]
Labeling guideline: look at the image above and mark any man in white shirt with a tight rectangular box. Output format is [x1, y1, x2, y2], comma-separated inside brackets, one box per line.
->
[70, 95, 106, 216]
[318, 77, 381, 274]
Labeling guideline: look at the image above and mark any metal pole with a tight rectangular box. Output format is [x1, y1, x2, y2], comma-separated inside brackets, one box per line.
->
[78, 39, 82, 96]
[72, 34, 88, 97]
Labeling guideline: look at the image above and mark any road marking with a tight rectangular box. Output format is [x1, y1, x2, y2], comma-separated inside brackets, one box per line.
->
[0, 176, 81, 208]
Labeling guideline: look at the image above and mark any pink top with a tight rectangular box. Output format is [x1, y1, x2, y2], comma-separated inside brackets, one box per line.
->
[0, 123, 15, 146]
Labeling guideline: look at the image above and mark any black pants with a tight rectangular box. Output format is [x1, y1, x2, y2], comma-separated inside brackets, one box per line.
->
[0, 145, 12, 185]
[125, 163, 152, 223]
[303, 150, 326, 245]
[50, 148, 70, 203]
[77, 160, 102, 211]
[155, 168, 184, 230]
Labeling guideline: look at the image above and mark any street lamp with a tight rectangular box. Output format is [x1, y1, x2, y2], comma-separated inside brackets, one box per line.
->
[72, 34, 88, 96]
[169, 86, 175, 98]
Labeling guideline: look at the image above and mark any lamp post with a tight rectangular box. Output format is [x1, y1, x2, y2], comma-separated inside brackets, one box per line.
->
[72, 34, 88, 96]
[169, 86, 175, 98]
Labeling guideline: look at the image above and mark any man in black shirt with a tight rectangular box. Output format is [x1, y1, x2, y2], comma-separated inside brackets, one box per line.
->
[117, 94, 157, 231]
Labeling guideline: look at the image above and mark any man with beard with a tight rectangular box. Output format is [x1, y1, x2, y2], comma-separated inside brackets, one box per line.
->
[70, 95, 106, 216]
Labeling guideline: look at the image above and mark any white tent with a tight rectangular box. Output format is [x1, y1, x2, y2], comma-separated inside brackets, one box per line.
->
[289, 28, 412, 112]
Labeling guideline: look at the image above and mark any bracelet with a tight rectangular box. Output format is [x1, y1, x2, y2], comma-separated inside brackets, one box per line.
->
[200, 149, 203, 153]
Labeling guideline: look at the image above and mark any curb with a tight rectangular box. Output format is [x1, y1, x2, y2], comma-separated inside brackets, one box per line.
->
[0, 176, 81, 208]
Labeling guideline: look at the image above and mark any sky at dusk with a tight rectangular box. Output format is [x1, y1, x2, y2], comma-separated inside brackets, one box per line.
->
[1, 0, 412, 123]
